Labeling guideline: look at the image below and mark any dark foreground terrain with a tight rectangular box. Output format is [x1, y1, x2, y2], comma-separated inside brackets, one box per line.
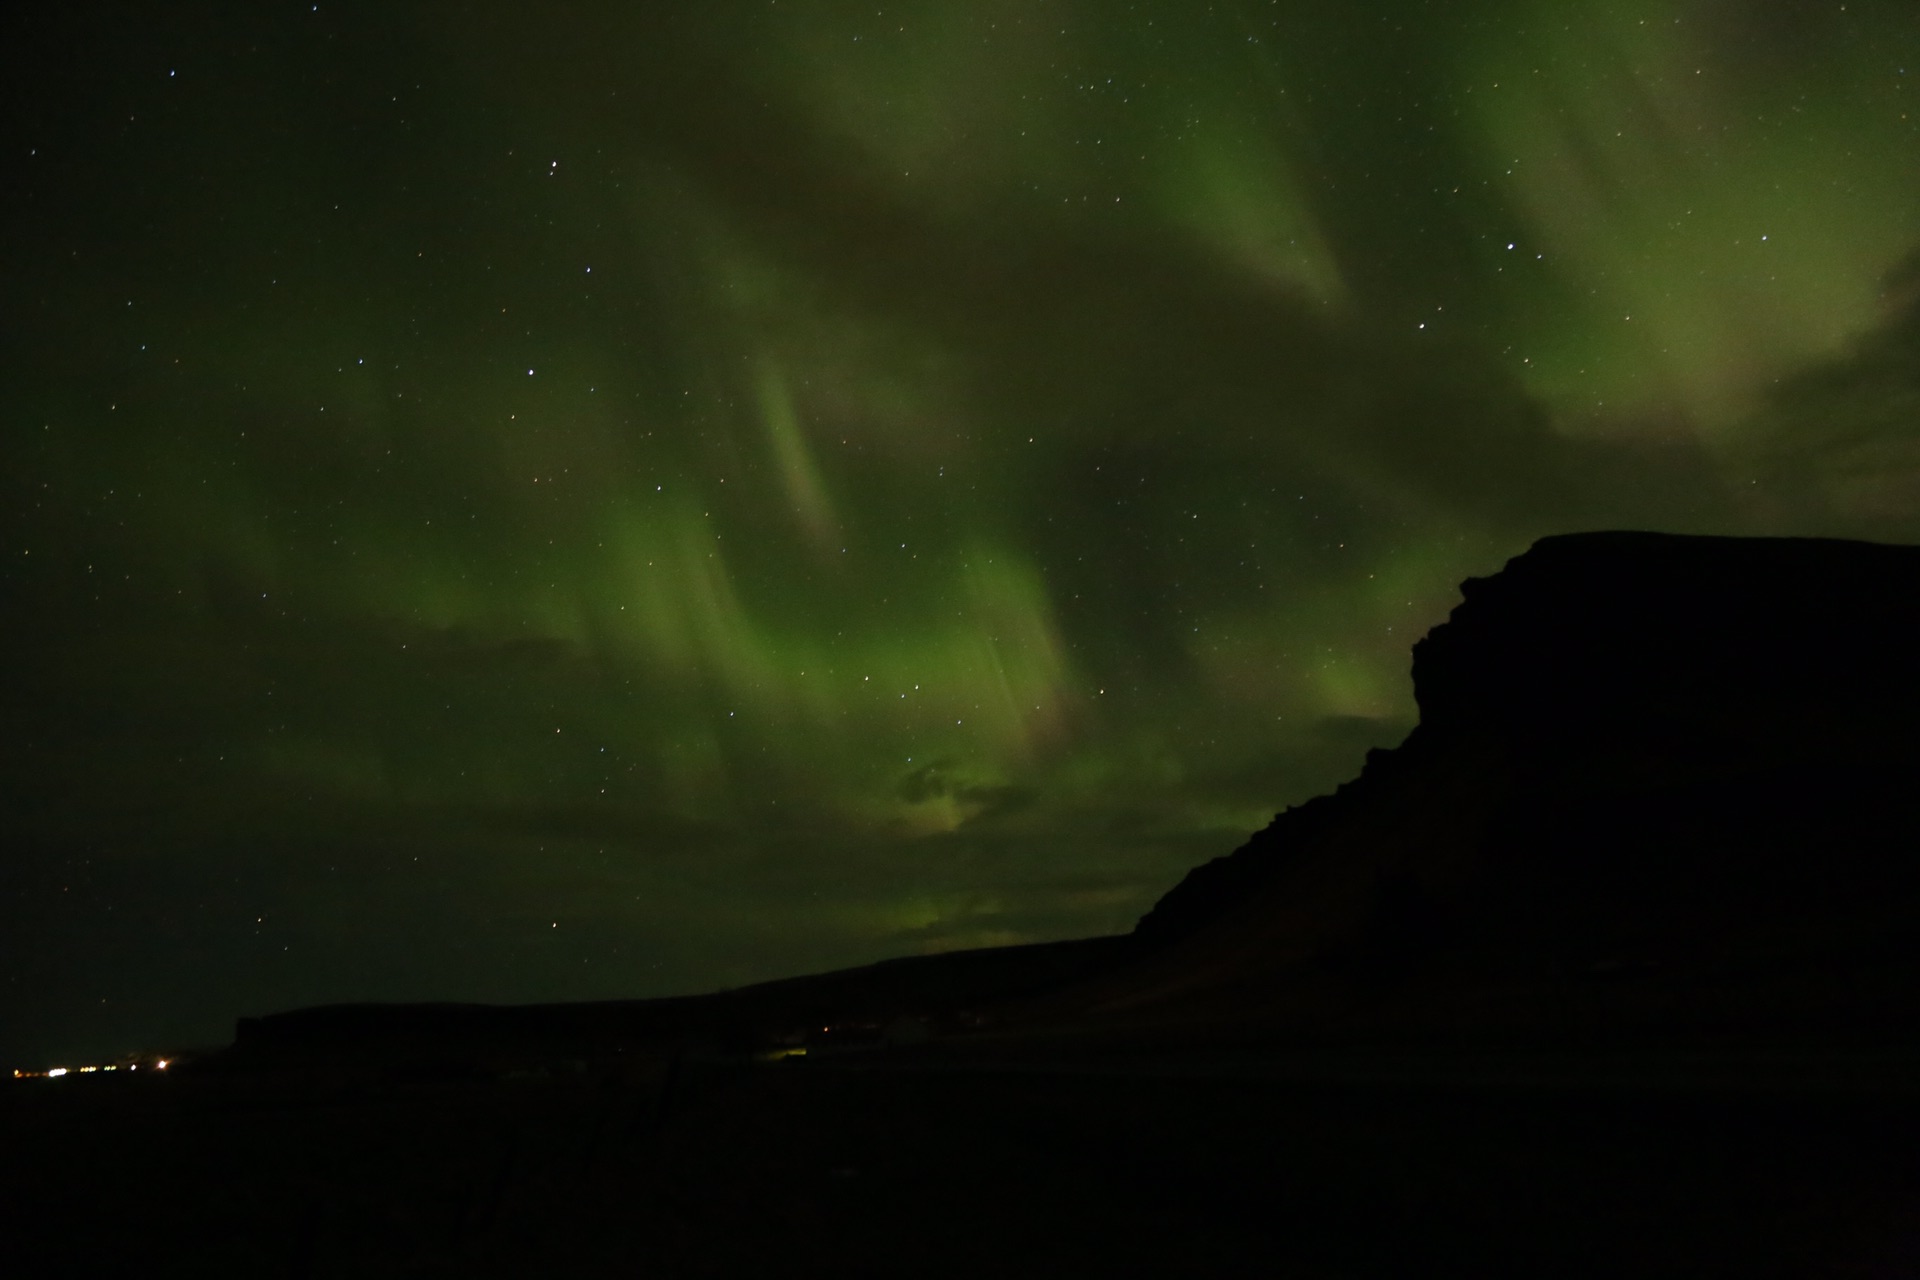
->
[8, 1050, 1920, 1277]
[12, 532, 1920, 1275]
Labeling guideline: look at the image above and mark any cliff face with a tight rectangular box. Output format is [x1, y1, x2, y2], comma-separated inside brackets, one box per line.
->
[1115, 532, 1920, 1045]
[220, 533, 1920, 1064]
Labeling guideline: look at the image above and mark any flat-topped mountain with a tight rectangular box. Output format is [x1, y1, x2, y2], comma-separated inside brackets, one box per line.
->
[1097, 531, 1920, 1047]
[220, 532, 1920, 1066]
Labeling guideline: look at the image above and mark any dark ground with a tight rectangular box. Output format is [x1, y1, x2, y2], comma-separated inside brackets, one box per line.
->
[7, 1050, 1920, 1277]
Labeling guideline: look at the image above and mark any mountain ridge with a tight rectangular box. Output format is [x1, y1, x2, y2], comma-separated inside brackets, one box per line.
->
[1079, 530, 1920, 1048]
[216, 531, 1920, 1064]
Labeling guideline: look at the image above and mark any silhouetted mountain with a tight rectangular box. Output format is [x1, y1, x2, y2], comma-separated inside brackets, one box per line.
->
[213, 531, 1920, 1068]
[1100, 531, 1920, 1047]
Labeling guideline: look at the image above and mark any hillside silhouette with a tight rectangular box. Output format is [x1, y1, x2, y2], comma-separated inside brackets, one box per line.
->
[221, 530, 1920, 1066]
[1079, 530, 1920, 1050]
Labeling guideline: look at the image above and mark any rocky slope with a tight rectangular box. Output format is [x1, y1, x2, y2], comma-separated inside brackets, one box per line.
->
[1085, 531, 1920, 1047]
[217, 532, 1920, 1065]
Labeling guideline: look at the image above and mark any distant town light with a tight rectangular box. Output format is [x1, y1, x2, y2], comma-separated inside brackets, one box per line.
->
[15, 1057, 171, 1081]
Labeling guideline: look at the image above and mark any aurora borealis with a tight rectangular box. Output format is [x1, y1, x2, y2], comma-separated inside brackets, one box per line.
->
[5, 1, 1918, 1064]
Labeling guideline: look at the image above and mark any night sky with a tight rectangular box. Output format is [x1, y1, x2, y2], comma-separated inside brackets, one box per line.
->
[5, 1, 1918, 1066]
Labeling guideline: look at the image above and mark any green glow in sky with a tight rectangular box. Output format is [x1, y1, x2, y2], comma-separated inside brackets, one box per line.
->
[4, 0, 1918, 1062]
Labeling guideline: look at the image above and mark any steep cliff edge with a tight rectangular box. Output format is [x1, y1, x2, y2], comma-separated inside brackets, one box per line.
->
[1106, 531, 1920, 1046]
[214, 532, 1920, 1066]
